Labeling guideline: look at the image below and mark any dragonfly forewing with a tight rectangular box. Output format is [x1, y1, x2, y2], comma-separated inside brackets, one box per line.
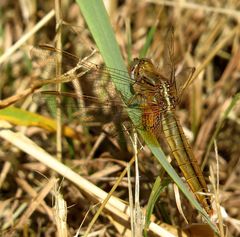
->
[31, 45, 134, 99]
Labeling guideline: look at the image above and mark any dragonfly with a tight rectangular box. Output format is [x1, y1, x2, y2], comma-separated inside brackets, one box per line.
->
[31, 35, 212, 215]
[130, 57, 213, 215]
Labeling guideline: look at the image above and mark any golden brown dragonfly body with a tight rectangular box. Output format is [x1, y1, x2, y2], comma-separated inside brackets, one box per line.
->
[32, 44, 212, 215]
[130, 58, 212, 215]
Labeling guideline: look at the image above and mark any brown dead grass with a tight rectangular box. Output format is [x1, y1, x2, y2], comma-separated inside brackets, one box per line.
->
[0, 1, 240, 236]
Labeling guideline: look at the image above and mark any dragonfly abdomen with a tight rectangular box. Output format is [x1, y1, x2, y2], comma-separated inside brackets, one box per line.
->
[161, 111, 212, 214]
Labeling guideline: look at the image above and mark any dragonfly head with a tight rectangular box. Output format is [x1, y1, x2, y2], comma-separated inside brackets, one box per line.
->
[130, 58, 157, 86]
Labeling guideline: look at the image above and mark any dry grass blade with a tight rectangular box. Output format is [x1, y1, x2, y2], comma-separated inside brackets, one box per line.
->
[14, 178, 57, 231]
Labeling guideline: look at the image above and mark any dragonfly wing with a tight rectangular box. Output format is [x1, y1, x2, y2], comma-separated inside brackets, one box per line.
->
[161, 27, 175, 84]
[31, 45, 132, 82]
[32, 90, 141, 127]
[158, 29, 195, 102]
[31, 45, 134, 101]
[175, 67, 195, 102]
[30, 45, 79, 79]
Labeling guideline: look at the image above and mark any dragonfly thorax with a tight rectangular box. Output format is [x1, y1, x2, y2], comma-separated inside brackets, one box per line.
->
[157, 81, 176, 111]
[130, 58, 177, 111]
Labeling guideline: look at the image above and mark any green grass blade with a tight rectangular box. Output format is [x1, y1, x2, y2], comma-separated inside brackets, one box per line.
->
[76, 0, 131, 101]
[0, 106, 79, 139]
[144, 177, 171, 237]
[139, 21, 158, 58]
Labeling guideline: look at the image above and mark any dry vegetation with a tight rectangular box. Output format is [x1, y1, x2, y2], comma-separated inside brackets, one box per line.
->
[0, 0, 240, 236]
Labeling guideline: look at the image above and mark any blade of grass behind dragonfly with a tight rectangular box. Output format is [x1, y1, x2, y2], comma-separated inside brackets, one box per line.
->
[144, 176, 171, 237]
[125, 18, 132, 64]
[139, 17, 159, 58]
[75, 1, 218, 234]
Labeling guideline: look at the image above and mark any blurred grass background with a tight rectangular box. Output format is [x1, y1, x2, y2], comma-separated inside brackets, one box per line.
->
[0, 0, 240, 236]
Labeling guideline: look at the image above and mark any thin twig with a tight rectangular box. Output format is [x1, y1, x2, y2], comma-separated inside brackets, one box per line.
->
[55, 0, 63, 161]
